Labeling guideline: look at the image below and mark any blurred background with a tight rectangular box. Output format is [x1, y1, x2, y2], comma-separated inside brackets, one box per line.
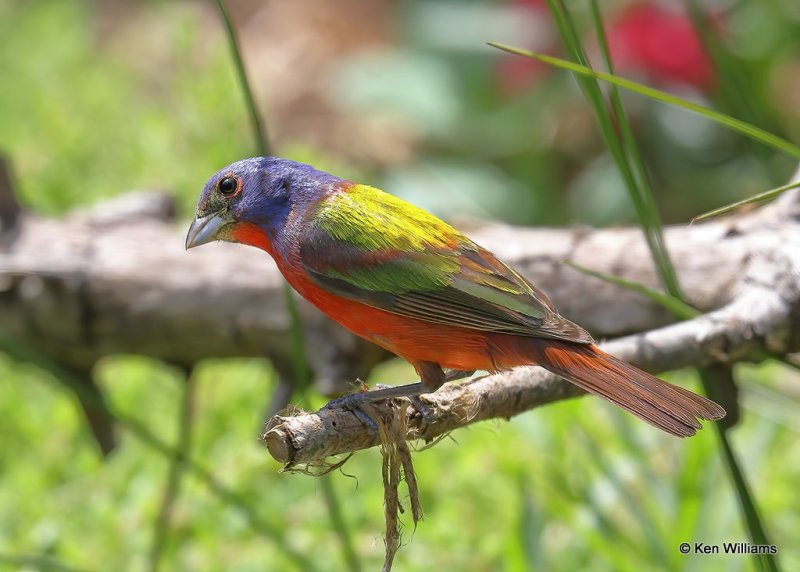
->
[1, 0, 799, 570]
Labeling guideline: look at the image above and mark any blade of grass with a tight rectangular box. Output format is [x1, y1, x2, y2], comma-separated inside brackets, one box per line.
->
[580, 431, 671, 563]
[0, 554, 89, 572]
[319, 475, 363, 572]
[567, 244, 781, 572]
[684, 0, 785, 188]
[710, 383, 779, 572]
[486, 43, 800, 159]
[548, 4, 781, 570]
[513, 473, 546, 571]
[563, 260, 699, 320]
[692, 180, 800, 222]
[684, 0, 787, 187]
[544, 0, 682, 296]
[587, 0, 682, 296]
[567, 258, 796, 368]
[213, 0, 311, 395]
[213, 3, 360, 570]
[214, 0, 269, 156]
[684, 0, 774, 134]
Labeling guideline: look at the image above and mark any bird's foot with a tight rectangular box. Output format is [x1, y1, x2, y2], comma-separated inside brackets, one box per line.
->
[325, 371, 476, 430]
[325, 382, 427, 431]
[407, 394, 435, 424]
[373, 384, 437, 423]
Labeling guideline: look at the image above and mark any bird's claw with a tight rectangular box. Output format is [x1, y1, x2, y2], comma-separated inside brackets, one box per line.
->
[324, 381, 431, 431]
[407, 394, 436, 425]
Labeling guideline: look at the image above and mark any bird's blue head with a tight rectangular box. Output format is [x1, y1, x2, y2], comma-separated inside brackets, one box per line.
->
[185, 157, 343, 254]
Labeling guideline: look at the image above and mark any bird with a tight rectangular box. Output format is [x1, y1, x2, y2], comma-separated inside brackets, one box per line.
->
[186, 157, 725, 437]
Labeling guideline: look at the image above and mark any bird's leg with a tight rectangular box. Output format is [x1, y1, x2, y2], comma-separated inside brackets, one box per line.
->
[408, 368, 476, 416]
[443, 369, 476, 383]
[371, 370, 474, 393]
[325, 364, 477, 429]
[324, 382, 425, 431]
[404, 363, 476, 421]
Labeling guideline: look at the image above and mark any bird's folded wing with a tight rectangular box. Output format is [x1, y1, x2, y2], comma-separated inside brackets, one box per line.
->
[300, 186, 593, 344]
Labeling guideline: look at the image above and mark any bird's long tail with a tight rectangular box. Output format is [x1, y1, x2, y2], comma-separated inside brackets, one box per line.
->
[528, 341, 725, 437]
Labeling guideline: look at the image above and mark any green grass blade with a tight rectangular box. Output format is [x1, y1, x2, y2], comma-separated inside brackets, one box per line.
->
[0, 553, 88, 572]
[684, 0, 772, 133]
[684, 0, 784, 185]
[214, 0, 269, 156]
[692, 180, 800, 222]
[487, 43, 800, 159]
[213, 0, 310, 393]
[544, 0, 682, 296]
[545, 5, 781, 570]
[599, 202, 786, 570]
[709, 380, 780, 572]
[564, 261, 699, 320]
[587, 0, 682, 298]
[513, 474, 546, 570]
[149, 371, 196, 572]
[320, 476, 363, 572]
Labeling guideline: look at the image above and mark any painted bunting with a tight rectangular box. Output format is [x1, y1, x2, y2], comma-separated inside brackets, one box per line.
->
[186, 157, 725, 436]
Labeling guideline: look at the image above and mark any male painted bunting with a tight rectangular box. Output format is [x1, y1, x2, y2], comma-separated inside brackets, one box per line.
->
[186, 157, 725, 436]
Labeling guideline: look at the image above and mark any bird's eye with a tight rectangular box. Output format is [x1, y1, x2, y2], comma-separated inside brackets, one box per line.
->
[218, 176, 240, 196]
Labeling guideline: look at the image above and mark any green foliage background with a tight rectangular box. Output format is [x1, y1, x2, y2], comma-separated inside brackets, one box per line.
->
[1, 1, 799, 570]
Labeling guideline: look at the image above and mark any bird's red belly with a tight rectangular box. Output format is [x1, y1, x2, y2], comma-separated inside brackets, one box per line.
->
[287, 270, 501, 371]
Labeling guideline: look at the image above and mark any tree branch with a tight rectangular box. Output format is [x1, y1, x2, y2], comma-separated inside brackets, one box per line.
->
[263, 274, 799, 465]
[2, 183, 800, 454]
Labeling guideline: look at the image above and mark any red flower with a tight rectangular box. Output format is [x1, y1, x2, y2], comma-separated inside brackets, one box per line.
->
[606, 3, 716, 92]
[496, 1, 718, 95]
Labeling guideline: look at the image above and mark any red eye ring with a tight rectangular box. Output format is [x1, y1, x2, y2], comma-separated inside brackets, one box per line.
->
[218, 176, 241, 197]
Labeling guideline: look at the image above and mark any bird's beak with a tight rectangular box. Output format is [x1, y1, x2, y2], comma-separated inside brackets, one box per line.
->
[185, 212, 230, 249]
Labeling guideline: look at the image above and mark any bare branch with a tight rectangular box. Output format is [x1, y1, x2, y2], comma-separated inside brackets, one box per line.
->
[264, 277, 800, 465]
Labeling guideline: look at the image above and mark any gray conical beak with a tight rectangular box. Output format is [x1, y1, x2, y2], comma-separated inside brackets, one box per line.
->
[185, 213, 228, 249]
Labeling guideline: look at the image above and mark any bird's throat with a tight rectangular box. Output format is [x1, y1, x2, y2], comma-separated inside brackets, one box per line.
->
[230, 222, 276, 256]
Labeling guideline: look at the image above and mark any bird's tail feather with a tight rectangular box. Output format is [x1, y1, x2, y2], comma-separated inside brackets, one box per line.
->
[530, 341, 725, 437]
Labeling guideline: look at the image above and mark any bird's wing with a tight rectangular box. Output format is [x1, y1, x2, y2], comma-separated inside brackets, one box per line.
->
[300, 184, 593, 344]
